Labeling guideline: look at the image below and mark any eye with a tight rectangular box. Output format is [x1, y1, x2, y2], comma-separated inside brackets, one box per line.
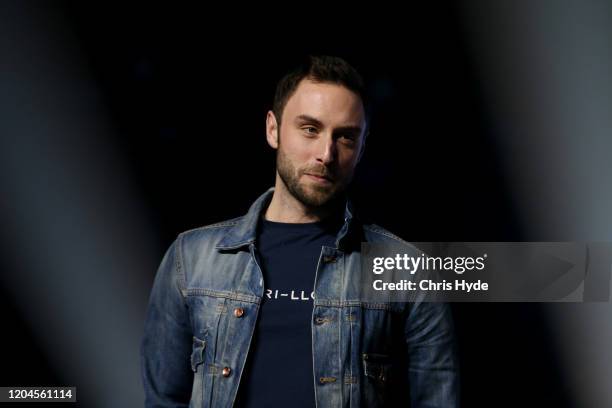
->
[303, 126, 318, 136]
[339, 134, 357, 145]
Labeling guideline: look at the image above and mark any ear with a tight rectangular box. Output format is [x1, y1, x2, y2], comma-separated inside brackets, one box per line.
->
[266, 110, 279, 149]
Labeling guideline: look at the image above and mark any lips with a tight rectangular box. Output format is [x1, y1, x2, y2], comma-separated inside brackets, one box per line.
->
[305, 173, 333, 183]
[307, 173, 331, 180]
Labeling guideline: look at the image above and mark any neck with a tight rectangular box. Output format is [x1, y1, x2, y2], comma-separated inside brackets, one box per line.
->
[264, 177, 343, 223]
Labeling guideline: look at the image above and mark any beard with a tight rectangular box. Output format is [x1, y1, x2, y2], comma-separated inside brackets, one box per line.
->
[276, 143, 348, 209]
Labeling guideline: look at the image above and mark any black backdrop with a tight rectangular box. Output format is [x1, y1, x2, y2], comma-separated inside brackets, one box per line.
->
[0, 3, 575, 407]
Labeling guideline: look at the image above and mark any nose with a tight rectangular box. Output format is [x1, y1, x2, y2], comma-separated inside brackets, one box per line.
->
[316, 135, 337, 165]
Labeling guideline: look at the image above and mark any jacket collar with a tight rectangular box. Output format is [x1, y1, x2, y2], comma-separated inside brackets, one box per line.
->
[216, 187, 360, 251]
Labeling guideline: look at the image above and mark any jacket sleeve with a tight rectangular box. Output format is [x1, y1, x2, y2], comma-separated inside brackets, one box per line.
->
[141, 235, 193, 407]
[404, 300, 460, 407]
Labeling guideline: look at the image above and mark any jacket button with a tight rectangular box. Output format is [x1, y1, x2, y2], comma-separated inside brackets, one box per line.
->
[222, 367, 231, 377]
[323, 255, 337, 263]
[233, 307, 245, 318]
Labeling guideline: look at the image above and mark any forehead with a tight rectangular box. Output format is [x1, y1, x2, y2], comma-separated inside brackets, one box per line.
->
[282, 79, 365, 126]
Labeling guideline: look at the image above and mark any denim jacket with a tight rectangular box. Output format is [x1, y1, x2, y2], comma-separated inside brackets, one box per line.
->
[141, 188, 459, 407]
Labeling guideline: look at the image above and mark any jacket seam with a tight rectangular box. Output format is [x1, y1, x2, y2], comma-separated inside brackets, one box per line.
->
[363, 224, 410, 245]
[175, 233, 188, 296]
[313, 300, 402, 311]
[184, 288, 261, 304]
[180, 218, 243, 235]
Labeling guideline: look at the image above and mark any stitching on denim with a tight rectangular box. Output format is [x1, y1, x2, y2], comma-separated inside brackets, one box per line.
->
[313, 299, 398, 311]
[363, 224, 410, 245]
[344, 375, 357, 384]
[175, 234, 188, 296]
[230, 243, 263, 407]
[185, 288, 261, 304]
[181, 217, 243, 235]
[311, 247, 325, 408]
[348, 305, 355, 406]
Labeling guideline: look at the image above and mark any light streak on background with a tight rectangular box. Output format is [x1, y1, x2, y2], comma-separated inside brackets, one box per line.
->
[0, 3, 156, 406]
[462, 1, 612, 406]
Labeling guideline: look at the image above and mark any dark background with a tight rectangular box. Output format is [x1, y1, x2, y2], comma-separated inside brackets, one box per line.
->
[2, 2, 611, 407]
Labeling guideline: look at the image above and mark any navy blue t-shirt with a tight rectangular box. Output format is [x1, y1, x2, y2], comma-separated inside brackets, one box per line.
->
[234, 215, 342, 407]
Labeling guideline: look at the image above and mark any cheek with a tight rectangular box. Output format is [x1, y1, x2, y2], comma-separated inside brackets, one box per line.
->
[279, 140, 311, 171]
[337, 150, 360, 173]
[284, 138, 315, 163]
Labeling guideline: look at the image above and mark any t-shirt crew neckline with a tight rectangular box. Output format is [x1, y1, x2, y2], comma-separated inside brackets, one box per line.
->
[259, 216, 344, 234]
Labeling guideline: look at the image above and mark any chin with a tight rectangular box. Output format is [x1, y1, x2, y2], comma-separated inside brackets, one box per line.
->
[300, 185, 341, 208]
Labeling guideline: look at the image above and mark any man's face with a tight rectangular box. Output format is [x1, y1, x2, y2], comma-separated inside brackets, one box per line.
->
[267, 79, 366, 208]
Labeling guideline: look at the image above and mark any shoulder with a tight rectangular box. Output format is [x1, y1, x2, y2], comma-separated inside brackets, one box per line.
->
[172, 216, 244, 257]
[362, 223, 406, 243]
[361, 223, 422, 255]
[180, 216, 243, 237]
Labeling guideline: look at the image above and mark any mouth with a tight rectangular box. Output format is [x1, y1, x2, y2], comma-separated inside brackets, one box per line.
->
[304, 173, 334, 185]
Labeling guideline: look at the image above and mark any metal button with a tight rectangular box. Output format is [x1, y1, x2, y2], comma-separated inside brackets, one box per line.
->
[233, 307, 245, 318]
[323, 255, 337, 263]
[314, 317, 326, 325]
[222, 367, 231, 377]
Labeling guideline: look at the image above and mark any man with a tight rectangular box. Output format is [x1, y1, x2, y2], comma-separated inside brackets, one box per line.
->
[141, 55, 458, 407]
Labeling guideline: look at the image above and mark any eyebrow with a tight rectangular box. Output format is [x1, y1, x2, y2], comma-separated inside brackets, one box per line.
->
[295, 114, 363, 135]
[295, 115, 324, 128]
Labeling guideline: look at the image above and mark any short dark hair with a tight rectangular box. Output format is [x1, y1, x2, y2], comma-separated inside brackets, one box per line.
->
[272, 55, 369, 130]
